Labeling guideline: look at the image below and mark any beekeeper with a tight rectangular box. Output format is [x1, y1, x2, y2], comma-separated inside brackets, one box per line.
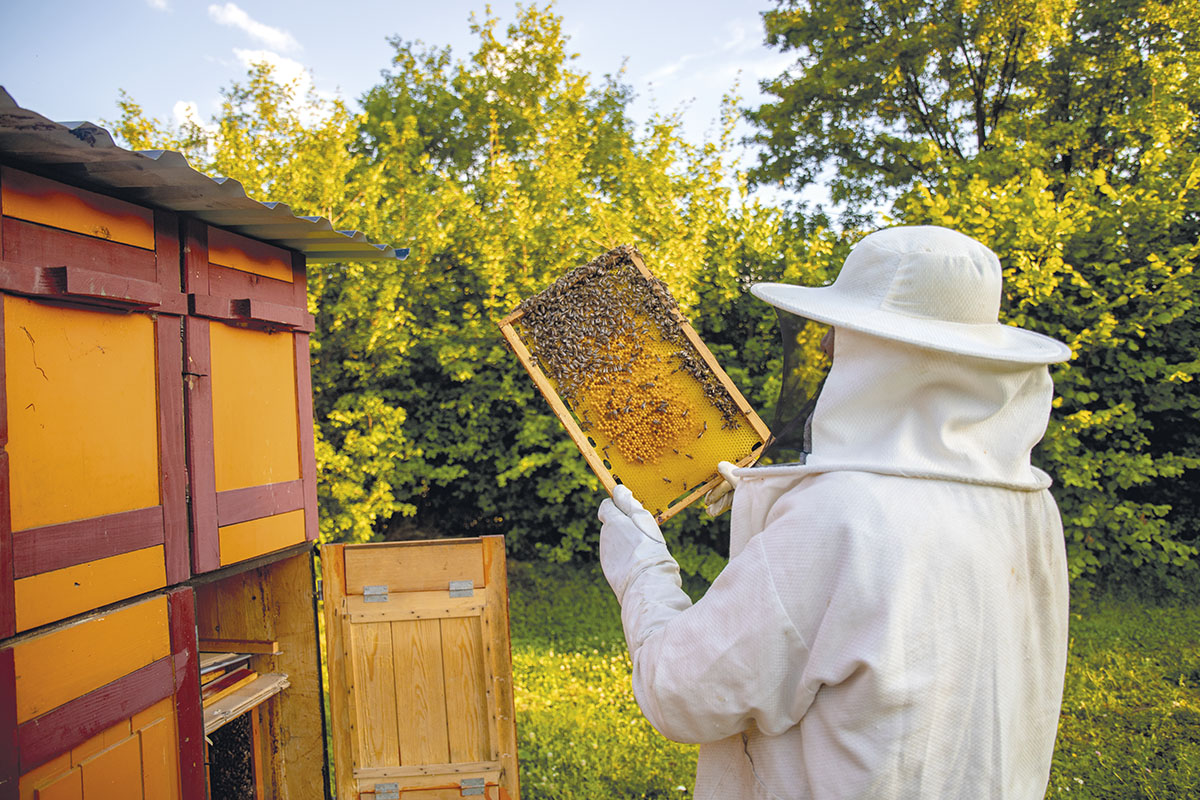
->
[598, 226, 1072, 799]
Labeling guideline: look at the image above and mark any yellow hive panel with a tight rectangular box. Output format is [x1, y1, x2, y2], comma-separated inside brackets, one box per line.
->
[4, 295, 160, 531]
[500, 246, 769, 521]
[209, 323, 301, 492]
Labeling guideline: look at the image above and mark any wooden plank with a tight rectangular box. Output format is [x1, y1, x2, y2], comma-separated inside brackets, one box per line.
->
[183, 316, 218, 574]
[346, 590, 486, 623]
[38, 266, 161, 308]
[441, 616, 490, 764]
[5, 296, 160, 533]
[17, 656, 173, 775]
[11, 507, 163, 578]
[137, 715, 180, 800]
[350, 621, 400, 769]
[201, 673, 288, 736]
[249, 704, 265, 799]
[0, 648, 16, 798]
[215, 480, 304, 528]
[344, 540, 485, 595]
[482, 536, 520, 799]
[352, 768, 501, 797]
[217, 509, 306, 567]
[294, 331, 319, 542]
[156, 314, 189, 587]
[0, 167, 154, 250]
[11, 595, 169, 723]
[249, 552, 325, 800]
[166, 588, 205, 800]
[321, 544, 358, 800]
[204, 267, 297, 309]
[208, 323, 301, 494]
[13, 545, 167, 633]
[1, 219, 157, 284]
[28, 765, 81, 800]
[207, 227, 292, 283]
[197, 638, 279, 655]
[200, 671, 258, 707]
[152, 210, 181, 297]
[0, 452, 14, 641]
[393, 619, 450, 766]
[353, 762, 499, 780]
[15, 751, 70, 800]
[78, 733, 141, 797]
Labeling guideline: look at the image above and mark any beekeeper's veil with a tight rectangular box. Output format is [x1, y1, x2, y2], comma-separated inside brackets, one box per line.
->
[752, 226, 1071, 468]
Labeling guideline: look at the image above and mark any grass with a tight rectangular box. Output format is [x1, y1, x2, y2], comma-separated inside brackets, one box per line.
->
[507, 561, 1200, 800]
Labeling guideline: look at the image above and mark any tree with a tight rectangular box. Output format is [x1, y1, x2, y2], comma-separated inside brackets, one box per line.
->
[113, 5, 829, 566]
[751, 0, 1200, 594]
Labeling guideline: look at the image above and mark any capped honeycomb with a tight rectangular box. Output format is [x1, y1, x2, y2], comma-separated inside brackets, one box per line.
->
[499, 245, 770, 522]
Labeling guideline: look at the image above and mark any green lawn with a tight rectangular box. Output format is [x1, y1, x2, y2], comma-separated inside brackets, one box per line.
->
[508, 562, 1200, 800]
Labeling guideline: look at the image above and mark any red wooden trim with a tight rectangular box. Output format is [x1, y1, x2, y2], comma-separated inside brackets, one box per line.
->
[295, 333, 319, 543]
[0, 452, 13, 641]
[215, 479, 305, 528]
[184, 316, 219, 574]
[189, 294, 314, 333]
[157, 314, 189, 585]
[1, 218, 157, 283]
[0, 297, 12, 639]
[181, 217, 208, 296]
[0, 648, 17, 800]
[207, 264, 300, 308]
[17, 655, 173, 774]
[154, 210, 181, 294]
[168, 587, 205, 800]
[11, 506, 164, 578]
[235, 298, 315, 332]
[40, 264, 161, 307]
[291, 249, 308, 310]
[0, 259, 185, 315]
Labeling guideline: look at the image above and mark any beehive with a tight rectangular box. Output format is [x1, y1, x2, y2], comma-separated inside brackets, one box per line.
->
[500, 246, 770, 521]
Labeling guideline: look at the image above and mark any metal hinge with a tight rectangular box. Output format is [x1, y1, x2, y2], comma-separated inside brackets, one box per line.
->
[374, 782, 399, 800]
[363, 585, 389, 603]
[460, 778, 485, 796]
[449, 580, 474, 598]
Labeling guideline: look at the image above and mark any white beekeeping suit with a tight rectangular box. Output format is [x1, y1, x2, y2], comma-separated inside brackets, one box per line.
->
[599, 226, 1072, 799]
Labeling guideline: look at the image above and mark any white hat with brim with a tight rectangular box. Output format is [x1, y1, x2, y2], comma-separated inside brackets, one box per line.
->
[751, 226, 1072, 365]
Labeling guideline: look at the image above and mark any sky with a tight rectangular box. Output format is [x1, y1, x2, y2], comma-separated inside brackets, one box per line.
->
[0, 0, 798, 188]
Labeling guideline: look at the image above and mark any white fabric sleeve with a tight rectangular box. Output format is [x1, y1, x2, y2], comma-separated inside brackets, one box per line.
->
[619, 535, 812, 744]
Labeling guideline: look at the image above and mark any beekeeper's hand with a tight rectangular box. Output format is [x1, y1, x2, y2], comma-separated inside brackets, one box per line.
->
[703, 461, 741, 517]
[598, 485, 675, 602]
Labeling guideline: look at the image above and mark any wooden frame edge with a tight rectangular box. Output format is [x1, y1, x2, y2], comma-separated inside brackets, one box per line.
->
[168, 586, 206, 800]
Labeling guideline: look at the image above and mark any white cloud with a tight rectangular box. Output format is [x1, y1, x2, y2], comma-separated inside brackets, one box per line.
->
[232, 49, 335, 123]
[146, 0, 169, 9]
[208, 3, 300, 52]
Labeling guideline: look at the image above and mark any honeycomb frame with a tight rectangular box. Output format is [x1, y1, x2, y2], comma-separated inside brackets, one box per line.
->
[499, 247, 770, 523]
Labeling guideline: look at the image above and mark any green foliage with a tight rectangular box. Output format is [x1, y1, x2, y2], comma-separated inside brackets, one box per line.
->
[753, 0, 1200, 595]
[110, 5, 830, 563]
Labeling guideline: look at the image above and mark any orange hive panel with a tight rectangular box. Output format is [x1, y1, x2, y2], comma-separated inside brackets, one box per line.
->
[500, 245, 769, 521]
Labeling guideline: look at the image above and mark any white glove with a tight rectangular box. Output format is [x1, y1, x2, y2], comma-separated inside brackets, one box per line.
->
[598, 484, 675, 602]
[703, 461, 741, 517]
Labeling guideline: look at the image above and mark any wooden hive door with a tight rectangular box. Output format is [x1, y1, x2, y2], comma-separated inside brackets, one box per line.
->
[322, 537, 519, 800]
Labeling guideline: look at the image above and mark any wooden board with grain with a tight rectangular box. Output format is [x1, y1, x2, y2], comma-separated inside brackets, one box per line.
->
[323, 538, 521, 800]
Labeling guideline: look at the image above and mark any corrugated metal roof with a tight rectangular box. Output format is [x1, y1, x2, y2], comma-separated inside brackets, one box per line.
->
[0, 87, 407, 262]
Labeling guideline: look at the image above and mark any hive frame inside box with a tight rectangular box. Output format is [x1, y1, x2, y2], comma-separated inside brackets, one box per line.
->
[499, 250, 771, 522]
